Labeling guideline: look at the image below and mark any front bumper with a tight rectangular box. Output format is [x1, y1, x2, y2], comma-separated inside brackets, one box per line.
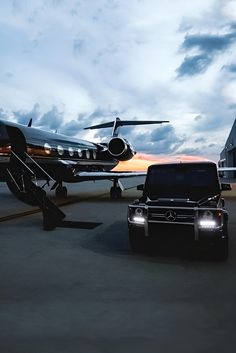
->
[128, 205, 227, 242]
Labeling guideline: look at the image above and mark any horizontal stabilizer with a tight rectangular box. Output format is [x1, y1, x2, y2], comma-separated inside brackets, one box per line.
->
[84, 117, 169, 137]
[84, 119, 169, 130]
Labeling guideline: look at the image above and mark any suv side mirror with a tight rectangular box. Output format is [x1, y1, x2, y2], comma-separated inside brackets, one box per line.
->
[221, 183, 232, 191]
[137, 184, 144, 191]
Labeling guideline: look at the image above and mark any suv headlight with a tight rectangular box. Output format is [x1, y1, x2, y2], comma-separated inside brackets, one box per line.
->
[198, 210, 222, 229]
[135, 208, 144, 217]
[130, 207, 146, 224]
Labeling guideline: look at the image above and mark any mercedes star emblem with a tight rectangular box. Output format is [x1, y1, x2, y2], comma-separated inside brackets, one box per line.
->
[165, 210, 177, 222]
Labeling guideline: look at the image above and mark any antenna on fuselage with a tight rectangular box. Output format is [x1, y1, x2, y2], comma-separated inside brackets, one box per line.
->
[28, 118, 32, 127]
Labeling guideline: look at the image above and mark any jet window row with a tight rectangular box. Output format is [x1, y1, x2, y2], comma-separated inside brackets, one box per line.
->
[44, 143, 97, 159]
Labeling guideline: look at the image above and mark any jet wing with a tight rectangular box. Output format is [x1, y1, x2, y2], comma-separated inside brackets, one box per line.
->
[75, 171, 147, 191]
[76, 171, 147, 180]
[218, 167, 236, 171]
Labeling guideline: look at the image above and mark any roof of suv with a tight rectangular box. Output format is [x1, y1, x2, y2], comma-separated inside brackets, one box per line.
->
[148, 161, 216, 168]
[145, 161, 220, 201]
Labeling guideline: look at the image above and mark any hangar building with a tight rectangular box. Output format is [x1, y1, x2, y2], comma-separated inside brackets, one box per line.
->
[219, 119, 236, 178]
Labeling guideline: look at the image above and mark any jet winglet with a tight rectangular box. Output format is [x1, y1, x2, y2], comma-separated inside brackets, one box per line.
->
[84, 117, 169, 137]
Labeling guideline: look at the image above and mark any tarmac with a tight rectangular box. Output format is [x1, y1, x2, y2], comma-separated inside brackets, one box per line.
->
[0, 179, 236, 353]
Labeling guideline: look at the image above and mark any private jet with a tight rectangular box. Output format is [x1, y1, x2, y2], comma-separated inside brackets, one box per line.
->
[0, 117, 169, 205]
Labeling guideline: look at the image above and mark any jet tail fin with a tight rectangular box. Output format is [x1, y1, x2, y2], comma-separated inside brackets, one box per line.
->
[84, 117, 169, 137]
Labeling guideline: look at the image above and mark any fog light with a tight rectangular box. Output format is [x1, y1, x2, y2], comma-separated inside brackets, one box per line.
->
[199, 219, 217, 228]
[133, 216, 145, 224]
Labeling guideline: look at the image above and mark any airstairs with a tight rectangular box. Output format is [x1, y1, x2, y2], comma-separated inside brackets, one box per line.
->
[6, 150, 65, 230]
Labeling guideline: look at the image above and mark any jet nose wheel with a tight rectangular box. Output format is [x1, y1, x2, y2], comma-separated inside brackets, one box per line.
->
[55, 186, 68, 199]
[110, 186, 122, 199]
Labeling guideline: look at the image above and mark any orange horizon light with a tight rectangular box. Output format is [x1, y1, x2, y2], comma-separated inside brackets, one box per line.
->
[113, 153, 211, 172]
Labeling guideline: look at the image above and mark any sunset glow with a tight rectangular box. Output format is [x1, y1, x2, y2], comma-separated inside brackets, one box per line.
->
[113, 153, 211, 172]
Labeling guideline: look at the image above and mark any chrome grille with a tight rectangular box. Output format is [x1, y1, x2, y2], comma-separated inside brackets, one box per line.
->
[148, 207, 195, 224]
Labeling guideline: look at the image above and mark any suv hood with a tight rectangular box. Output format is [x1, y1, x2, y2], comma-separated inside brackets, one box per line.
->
[146, 193, 220, 207]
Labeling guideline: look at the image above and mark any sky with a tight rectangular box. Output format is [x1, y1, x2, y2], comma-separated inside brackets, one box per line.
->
[1, 0, 236, 162]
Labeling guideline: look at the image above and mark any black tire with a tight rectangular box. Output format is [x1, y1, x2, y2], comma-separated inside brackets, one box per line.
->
[129, 228, 146, 253]
[213, 238, 228, 261]
[110, 187, 115, 199]
[110, 186, 122, 199]
[116, 187, 122, 199]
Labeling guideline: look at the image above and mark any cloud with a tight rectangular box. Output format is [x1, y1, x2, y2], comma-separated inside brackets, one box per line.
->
[177, 54, 213, 76]
[3, 72, 14, 79]
[222, 63, 236, 73]
[133, 124, 186, 155]
[195, 137, 206, 143]
[60, 120, 82, 136]
[37, 106, 64, 130]
[73, 39, 84, 54]
[194, 115, 203, 121]
[175, 154, 210, 162]
[177, 147, 203, 155]
[0, 108, 12, 121]
[177, 28, 236, 77]
[229, 103, 236, 109]
[0, 0, 236, 163]
[12, 104, 64, 131]
[7, 104, 64, 132]
[192, 88, 236, 133]
[181, 31, 236, 53]
[177, 140, 220, 161]
[13, 103, 41, 126]
[223, 1, 236, 21]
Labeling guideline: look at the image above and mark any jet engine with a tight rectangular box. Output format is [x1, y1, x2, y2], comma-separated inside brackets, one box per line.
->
[108, 137, 135, 161]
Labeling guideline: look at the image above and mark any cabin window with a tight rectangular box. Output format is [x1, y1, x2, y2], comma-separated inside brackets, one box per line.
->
[93, 150, 97, 159]
[69, 147, 74, 157]
[57, 145, 64, 156]
[78, 148, 83, 157]
[86, 150, 90, 159]
[44, 143, 52, 155]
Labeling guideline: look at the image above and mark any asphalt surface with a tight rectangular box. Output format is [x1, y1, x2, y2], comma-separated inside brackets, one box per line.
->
[0, 180, 236, 353]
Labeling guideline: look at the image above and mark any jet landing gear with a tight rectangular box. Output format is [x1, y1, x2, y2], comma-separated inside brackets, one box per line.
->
[110, 179, 122, 199]
[55, 183, 68, 199]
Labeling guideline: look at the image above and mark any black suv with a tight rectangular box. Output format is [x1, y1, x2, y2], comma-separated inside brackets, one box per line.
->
[128, 162, 230, 260]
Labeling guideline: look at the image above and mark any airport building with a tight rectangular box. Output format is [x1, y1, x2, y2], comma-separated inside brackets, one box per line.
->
[219, 118, 236, 178]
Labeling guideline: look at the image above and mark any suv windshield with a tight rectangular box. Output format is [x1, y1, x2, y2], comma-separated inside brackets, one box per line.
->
[145, 163, 220, 200]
